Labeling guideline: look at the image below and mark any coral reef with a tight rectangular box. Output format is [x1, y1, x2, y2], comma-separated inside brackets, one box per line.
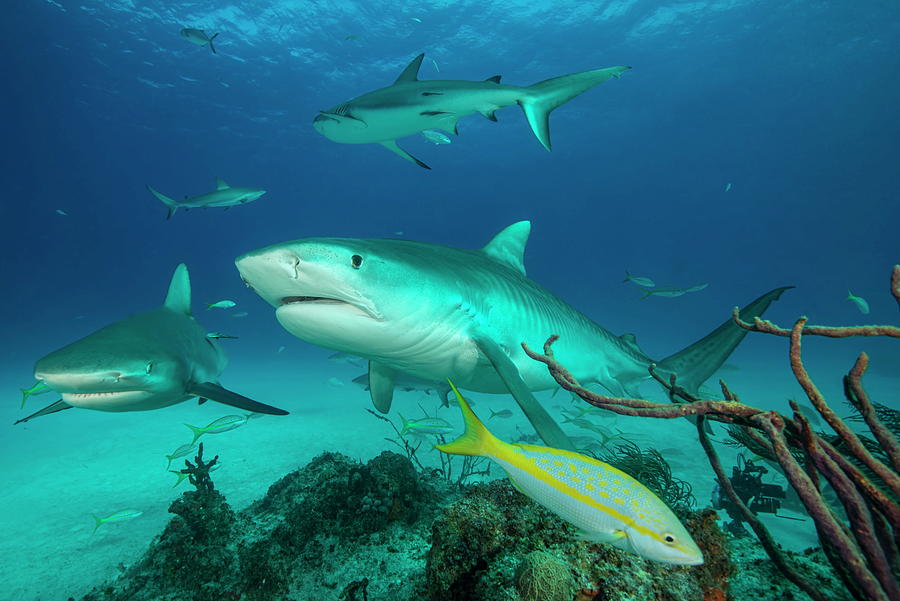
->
[76, 445, 853, 601]
[523, 265, 900, 601]
[80, 450, 456, 601]
[424, 479, 731, 601]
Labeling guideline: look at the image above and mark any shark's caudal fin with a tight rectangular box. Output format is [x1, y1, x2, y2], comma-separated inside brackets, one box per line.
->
[519, 65, 631, 151]
[655, 286, 794, 397]
[146, 184, 180, 219]
[164, 264, 192, 314]
[208, 32, 218, 54]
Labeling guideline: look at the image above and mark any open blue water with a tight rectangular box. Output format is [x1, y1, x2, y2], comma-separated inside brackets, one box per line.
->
[1, 1, 898, 599]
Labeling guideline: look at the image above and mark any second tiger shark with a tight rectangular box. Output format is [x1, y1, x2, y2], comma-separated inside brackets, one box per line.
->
[312, 53, 631, 169]
[235, 222, 790, 450]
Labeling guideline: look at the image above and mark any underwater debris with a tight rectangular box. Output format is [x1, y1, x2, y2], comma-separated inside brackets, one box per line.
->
[523, 265, 900, 601]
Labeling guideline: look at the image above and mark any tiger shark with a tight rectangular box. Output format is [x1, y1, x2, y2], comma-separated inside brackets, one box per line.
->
[146, 178, 266, 219]
[16, 264, 288, 425]
[235, 222, 790, 450]
[312, 53, 631, 169]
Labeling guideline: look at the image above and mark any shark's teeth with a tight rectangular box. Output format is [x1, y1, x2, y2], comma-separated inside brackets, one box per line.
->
[280, 296, 345, 305]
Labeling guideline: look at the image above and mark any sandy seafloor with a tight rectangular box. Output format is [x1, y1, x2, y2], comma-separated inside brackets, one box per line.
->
[1, 325, 897, 601]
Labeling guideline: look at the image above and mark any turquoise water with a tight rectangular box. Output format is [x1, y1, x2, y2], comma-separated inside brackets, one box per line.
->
[2, 1, 898, 599]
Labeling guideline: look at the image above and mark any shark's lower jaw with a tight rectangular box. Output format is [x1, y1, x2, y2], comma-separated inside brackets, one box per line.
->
[60, 390, 158, 410]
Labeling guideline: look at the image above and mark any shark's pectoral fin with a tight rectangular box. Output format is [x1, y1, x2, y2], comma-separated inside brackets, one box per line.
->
[368, 361, 396, 413]
[473, 335, 575, 451]
[188, 382, 288, 415]
[379, 140, 430, 170]
[14, 399, 72, 425]
[479, 109, 499, 122]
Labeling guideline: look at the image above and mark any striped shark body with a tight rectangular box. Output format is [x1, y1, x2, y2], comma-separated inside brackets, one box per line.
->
[235, 221, 790, 450]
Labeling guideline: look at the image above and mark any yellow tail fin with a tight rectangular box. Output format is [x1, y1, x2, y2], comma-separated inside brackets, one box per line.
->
[435, 381, 502, 457]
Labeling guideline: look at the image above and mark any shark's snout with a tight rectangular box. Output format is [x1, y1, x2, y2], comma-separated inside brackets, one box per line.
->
[236, 249, 302, 307]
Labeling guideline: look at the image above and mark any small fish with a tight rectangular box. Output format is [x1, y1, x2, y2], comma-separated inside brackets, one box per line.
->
[184, 415, 248, 444]
[244, 412, 266, 420]
[20, 381, 51, 408]
[231, 311, 249, 318]
[489, 409, 514, 419]
[847, 290, 870, 315]
[399, 414, 455, 437]
[410, 17, 422, 23]
[277, 345, 285, 354]
[431, 58, 440, 72]
[437, 383, 703, 565]
[724, 183, 732, 192]
[207, 300, 236, 309]
[55, 209, 68, 216]
[394, 231, 405, 236]
[164, 443, 197, 469]
[92, 510, 143, 533]
[623, 271, 655, 288]
[344, 34, 360, 41]
[642, 283, 708, 299]
[180, 28, 219, 54]
[328, 351, 365, 367]
[327, 376, 345, 388]
[206, 332, 238, 339]
[422, 130, 452, 145]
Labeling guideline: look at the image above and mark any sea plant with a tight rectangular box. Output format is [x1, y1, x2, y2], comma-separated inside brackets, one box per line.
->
[523, 265, 900, 601]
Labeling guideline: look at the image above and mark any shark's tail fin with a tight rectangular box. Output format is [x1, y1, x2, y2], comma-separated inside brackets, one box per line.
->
[655, 286, 794, 397]
[519, 65, 631, 152]
[209, 33, 218, 54]
[146, 184, 179, 219]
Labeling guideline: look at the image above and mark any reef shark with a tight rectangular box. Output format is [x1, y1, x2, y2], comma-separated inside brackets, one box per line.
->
[235, 222, 790, 450]
[16, 264, 288, 425]
[312, 53, 630, 168]
[146, 178, 266, 219]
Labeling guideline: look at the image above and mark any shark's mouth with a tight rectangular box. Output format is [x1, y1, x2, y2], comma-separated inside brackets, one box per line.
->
[280, 296, 349, 305]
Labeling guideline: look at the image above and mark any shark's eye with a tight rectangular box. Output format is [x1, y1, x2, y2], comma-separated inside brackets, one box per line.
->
[351, 254, 363, 269]
[663, 533, 676, 545]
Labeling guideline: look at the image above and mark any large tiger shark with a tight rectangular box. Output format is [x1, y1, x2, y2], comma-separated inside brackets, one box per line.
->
[312, 53, 630, 169]
[16, 264, 288, 425]
[235, 222, 790, 450]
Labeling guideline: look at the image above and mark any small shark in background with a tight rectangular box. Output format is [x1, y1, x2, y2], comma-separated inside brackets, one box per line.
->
[312, 53, 630, 168]
[16, 264, 288, 425]
[235, 221, 790, 450]
[146, 178, 266, 219]
[180, 28, 219, 54]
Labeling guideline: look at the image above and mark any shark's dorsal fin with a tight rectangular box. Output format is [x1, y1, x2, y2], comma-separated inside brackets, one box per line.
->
[481, 221, 531, 276]
[215, 177, 230, 190]
[484, 75, 501, 83]
[394, 53, 425, 84]
[164, 264, 192, 315]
